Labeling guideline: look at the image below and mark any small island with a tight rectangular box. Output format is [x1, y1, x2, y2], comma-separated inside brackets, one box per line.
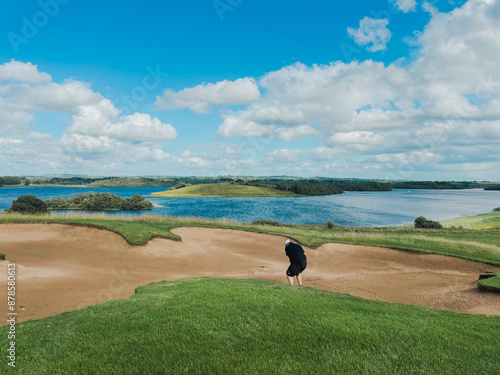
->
[151, 180, 394, 198]
[46, 192, 154, 211]
[152, 183, 302, 198]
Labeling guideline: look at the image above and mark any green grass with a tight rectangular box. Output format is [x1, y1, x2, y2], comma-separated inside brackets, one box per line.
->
[441, 210, 500, 229]
[1, 278, 499, 374]
[1, 211, 500, 266]
[151, 183, 300, 198]
[478, 274, 500, 293]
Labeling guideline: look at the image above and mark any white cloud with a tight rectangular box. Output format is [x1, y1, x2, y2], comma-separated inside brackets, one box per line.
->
[309, 146, 345, 161]
[118, 113, 178, 141]
[347, 17, 391, 52]
[0, 60, 178, 143]
[124, 147, 171, 162]
[69, 100, 178, 142]
[256, 61, 412, 127]
[0, 137, 23, 146]
[0, 80, 102, 113]
[251, 106, 305, 125]
[172, 153, 211, 168]
[60, 134, 122, 154]
[156, 77, 260, 113]
[391, 0, 418, 13]
[415, 0, 500, 95]
[375, 150, 442, 164]
[0, 60, 51, 84]
[26, 131, 52, 141]
[0, 107, 35, 135]
[266, 149, 299, 162]
[277, 125, 317, 141]
[218, 114, 274, 138]
[217, 60, 415, 144]
[328, 131, 385, 146]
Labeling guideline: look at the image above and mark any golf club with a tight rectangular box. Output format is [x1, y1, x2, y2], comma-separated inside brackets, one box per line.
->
[305, 234, 316, 250]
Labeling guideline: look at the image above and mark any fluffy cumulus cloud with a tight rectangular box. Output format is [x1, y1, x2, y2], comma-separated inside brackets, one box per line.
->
[155, 77, 260, 113]
[391, 0, 418, 13]
[219, 61, 413, 140]
[414, 0, 500, 102]
[68, 100, 177, 141]
[277, 125, 318, 142]
[0, 81, 102, 113]
[347, 17, 392, 52]
[0, 108, 35, 135]
[328, 131, 385, 152]
[0, 60, 178, 174]
[0, 60, 51, 84]
[217, 114, 274, 138]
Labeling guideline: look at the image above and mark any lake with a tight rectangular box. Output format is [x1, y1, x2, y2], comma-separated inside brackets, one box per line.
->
[1, 186, 499, 227]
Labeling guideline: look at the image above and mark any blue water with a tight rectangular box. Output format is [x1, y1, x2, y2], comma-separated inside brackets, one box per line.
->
[1, 186, 499, 227]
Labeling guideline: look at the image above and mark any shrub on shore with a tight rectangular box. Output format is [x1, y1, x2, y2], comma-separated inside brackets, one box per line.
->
[5, 194, 49, 214]
[325, 221, 335, 229]
[414, 216, 443, 229]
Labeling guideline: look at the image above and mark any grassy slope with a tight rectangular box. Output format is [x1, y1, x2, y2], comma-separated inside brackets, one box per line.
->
[151, 183, 300, 198]
[1, 211, 500, 265]
[1, 278, 499, 374]
[441, 210, 500, 229]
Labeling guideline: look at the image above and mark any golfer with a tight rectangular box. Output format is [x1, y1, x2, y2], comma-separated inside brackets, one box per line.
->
[284, 239, 307, 286]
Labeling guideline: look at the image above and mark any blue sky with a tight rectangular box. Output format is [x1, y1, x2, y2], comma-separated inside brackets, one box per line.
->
[1, 0, 499, 180]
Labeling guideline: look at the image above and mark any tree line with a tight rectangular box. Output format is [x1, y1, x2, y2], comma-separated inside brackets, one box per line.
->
[0, 176, 22, 186]
[272, 181, 392, 196]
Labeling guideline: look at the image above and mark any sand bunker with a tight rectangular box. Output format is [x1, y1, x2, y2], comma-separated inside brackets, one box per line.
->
[1, 223, 499, 323]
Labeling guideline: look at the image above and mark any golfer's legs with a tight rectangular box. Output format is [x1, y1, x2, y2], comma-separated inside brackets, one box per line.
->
[296, 274, 303, 286]
[287, 275, 294, 285]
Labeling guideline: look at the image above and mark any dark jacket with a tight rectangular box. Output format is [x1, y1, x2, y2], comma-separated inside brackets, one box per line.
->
[285, 242, 306, 265]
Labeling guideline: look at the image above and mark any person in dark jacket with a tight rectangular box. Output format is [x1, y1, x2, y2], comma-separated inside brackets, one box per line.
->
[284, 239, 307, 286]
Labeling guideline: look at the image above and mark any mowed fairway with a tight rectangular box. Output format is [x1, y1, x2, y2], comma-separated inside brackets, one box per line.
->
[0, 278, 499, 374]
